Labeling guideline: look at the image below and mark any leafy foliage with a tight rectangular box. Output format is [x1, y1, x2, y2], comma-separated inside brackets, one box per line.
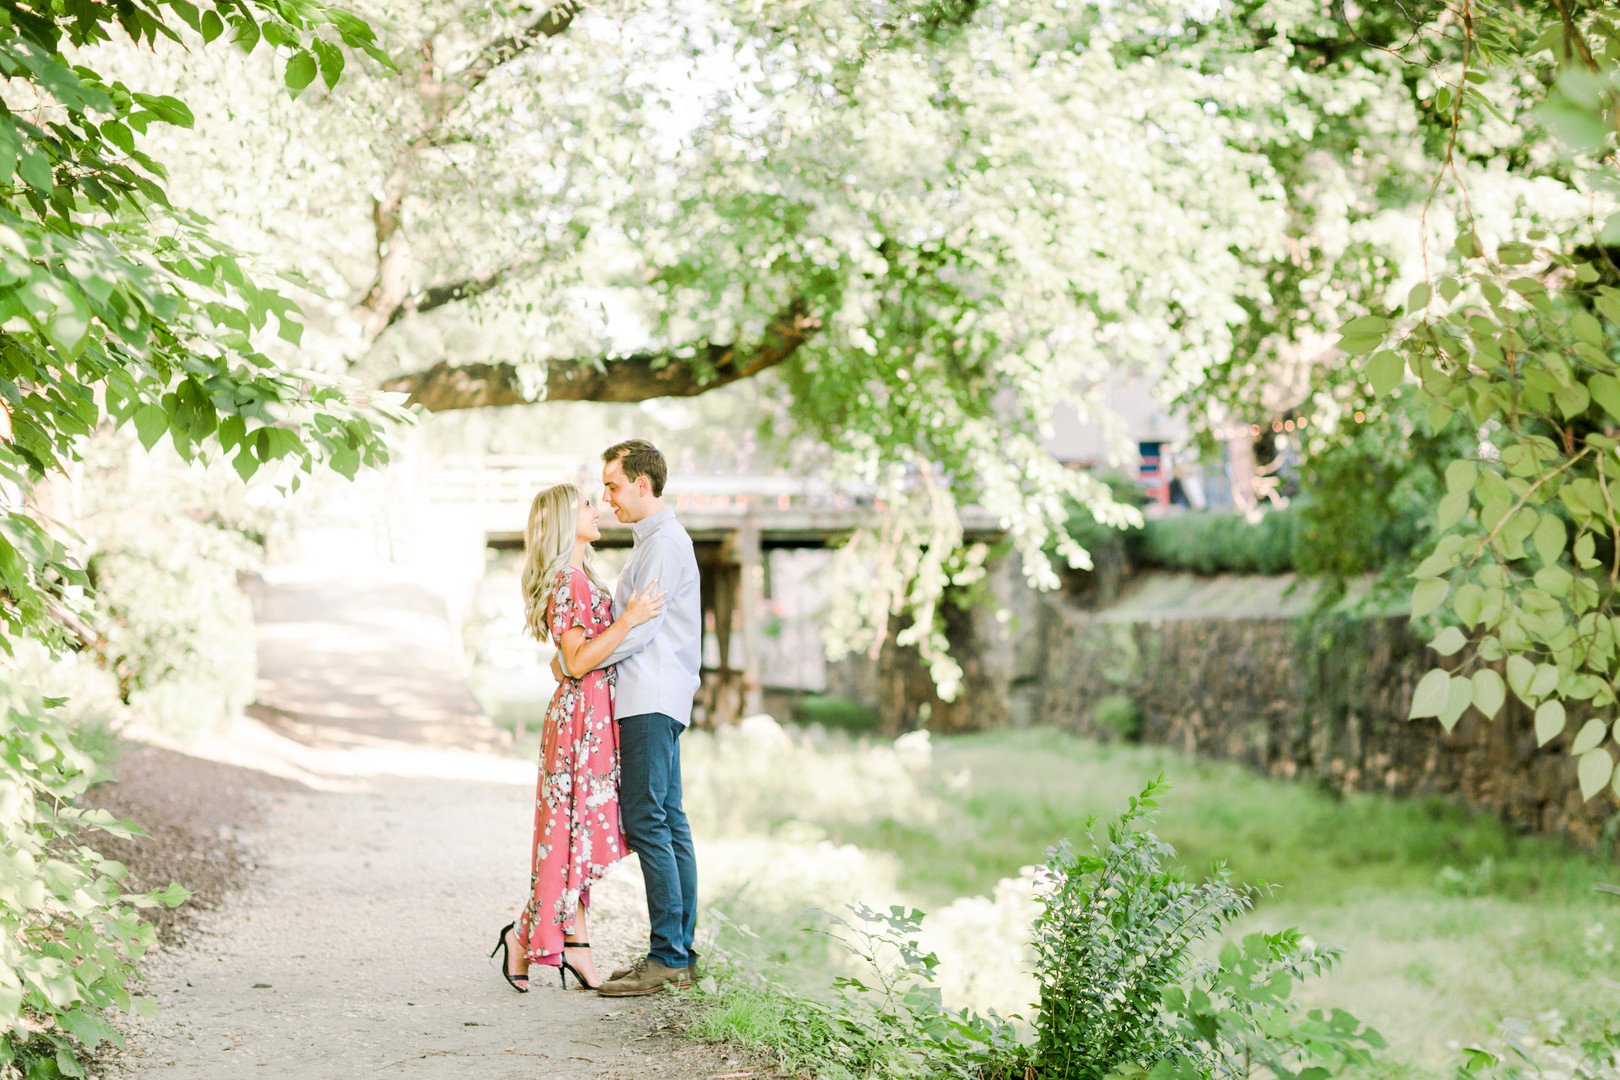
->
[78, 445, 269, 740]
[0, 681, 189, 1079]
[143, 0, 1436, 694]
[692, 780, 1380, 1080]
[1135, 511, 1300, 577]
[691, 904, 1021, 1080]
[1454, 1017, 1620, 1079]
[1346, 0, 1620, 802]
[0, 0, 405, 658]
[1031, 777, 1381, 1080]
[0, 3, 403, 1074]
[1290, 397, 1476, 590]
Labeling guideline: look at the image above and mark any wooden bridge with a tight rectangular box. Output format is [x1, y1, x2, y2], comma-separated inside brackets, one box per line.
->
[426, 455, 1002, 726]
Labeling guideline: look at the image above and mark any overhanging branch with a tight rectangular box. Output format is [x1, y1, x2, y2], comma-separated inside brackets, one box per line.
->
[381, 300, 818, 410]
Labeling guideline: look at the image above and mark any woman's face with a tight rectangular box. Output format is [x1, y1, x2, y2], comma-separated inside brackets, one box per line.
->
[575, 494, 602, 544]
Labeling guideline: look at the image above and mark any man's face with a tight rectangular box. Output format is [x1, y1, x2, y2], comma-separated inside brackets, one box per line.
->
[602, 458, 649, 523]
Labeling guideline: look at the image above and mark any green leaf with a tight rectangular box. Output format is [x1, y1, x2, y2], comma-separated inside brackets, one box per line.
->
[1576, 533, 1598, 568]
[1437, 489, 1470, 531]
[1338, 334, 1383, 356]
[1440, 676, 1473, 731]
[1412, 579, 1448, 618]
[131, 404, 167, 450]
[1572, 717, 1607, 755]
[1453, 583, 1485, 627]
[311, 39, 346, 89]
[1572, 312, 1604, 348]
[1471, 669, 1506, 720]
[1532, 515, 1566, 564]
[1427, 401, 1455, 433]
[1410, 669, 1450, 720]
[285, 52, 318, 96]
[1367, 351, 1403, 396]
[1431, 627, 1467, 657]
[1578, 748, 1614, 801]
[1444, 459, 1478, 494]
[1590, 374, 1620, 421]
[1555, 381, 1590, 419]
[1506, 655, 1535, 701]
[1535, 701, 1566, 746]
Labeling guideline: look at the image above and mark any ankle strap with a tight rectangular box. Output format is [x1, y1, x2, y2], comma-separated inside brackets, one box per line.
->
[564, 941, 590, 948]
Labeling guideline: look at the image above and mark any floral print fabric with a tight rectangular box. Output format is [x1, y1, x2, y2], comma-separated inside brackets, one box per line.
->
[516, 566, 626, 967]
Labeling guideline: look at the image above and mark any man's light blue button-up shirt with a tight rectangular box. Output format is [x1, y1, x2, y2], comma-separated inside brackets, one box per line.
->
[592, 507, 702, 726]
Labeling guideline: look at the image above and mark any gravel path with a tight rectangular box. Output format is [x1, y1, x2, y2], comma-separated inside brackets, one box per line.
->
[100, 568, 738, 1080]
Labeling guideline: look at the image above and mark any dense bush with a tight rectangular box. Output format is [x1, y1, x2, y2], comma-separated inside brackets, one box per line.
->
[1134, 508, 1300, 575]
[86, 523, 259, 741]
[1289, 397, 1470, 586]
[73, 444, 268, 741]
[1092, 693, 1140, 741]
[0, 683, 188, 1079]
[691, 779, 1381, 1079]
[1032, 778, 1380, 1079]
[790, 694, 881, 735]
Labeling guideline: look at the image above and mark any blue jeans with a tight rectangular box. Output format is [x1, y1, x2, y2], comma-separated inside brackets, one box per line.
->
[617, 712, 697, 969]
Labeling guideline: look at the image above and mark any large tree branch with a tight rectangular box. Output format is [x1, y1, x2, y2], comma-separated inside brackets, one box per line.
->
[381, 300, 818, 411]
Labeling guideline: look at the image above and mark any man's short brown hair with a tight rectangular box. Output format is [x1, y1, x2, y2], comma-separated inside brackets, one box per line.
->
[603, 439, 668, 497]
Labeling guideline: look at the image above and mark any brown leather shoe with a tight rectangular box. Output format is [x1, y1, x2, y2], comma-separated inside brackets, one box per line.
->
[610, 950, 698, 984]
[596, 957, 689, 997]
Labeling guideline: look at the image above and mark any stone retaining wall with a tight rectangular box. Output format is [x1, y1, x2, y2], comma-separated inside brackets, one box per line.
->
[1036, 582, 1618, 849]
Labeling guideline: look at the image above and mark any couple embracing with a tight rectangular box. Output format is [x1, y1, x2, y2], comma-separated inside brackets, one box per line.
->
[491, 439, 700, 997]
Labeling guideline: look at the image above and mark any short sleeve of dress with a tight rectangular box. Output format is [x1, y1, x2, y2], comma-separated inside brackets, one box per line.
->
[549, 568, 594, 640]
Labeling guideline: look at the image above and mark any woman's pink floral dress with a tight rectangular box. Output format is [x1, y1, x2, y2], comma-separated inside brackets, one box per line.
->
[516, 567, 627, 967]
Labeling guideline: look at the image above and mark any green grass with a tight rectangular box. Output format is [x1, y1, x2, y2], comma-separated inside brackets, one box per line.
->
[686, 725, 1619, 1078]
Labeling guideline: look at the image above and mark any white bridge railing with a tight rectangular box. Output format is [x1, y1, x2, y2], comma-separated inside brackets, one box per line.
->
[424, 455, 874, 515]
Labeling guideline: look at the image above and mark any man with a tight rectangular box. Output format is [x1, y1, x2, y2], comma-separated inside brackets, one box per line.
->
[557, 438, 701, 996]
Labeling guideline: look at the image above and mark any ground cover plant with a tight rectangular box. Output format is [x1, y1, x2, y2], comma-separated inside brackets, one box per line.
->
[679, 723, 1618, 1078]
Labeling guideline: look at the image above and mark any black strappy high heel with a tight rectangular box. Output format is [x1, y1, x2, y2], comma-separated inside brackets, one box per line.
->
[559, 941, 599, 991]
[489, 922, 529, 994]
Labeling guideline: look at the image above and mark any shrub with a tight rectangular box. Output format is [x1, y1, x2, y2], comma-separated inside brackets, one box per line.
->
[1135, 509, 1299, 575]
[0, 682, 188, 1079]
[791, 694, 881, 735]
[691, 778, 1382, 1079]
[1032, 777, 1381, 1079]
[77, 447, 266, 741]
[1092, 693, 1140, 741]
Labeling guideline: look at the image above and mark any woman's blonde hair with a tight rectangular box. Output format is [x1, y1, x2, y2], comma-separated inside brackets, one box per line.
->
[520, 483, 609, 642]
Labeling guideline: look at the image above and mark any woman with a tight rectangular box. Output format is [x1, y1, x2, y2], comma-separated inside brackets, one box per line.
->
[490, 483, 664, 992]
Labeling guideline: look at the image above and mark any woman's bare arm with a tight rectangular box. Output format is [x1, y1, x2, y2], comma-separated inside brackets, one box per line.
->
[555, 584, 665, 678]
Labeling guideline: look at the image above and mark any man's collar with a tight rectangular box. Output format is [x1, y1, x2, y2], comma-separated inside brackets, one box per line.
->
[632, 507, 673, 542]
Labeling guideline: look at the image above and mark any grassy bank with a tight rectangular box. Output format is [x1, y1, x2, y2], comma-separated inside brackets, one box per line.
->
[681, 724, 1618, 1078]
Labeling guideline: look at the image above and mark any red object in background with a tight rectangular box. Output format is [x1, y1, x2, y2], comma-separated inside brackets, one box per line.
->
[1138, 440, 1169, 505]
